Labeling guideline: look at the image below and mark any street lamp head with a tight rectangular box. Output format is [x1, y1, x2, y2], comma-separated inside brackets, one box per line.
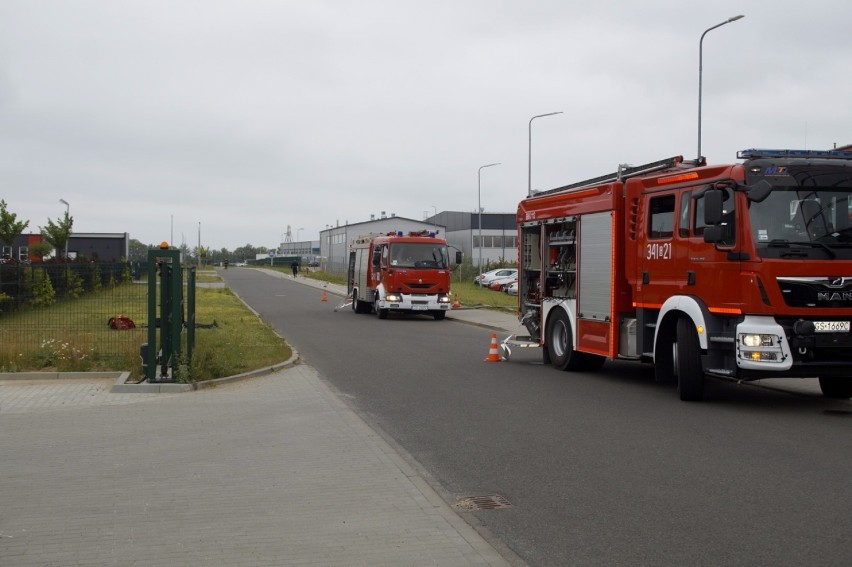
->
[728, 14, 745, 22]
[531, 111, 563, 122]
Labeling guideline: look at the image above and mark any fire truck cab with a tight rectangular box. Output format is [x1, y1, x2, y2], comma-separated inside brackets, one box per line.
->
[511, 149, 852, 401]
[348, 230, 460, 320]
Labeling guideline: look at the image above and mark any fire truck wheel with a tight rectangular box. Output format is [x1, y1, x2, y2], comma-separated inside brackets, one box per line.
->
[545, 309, 578, 371]
[544, 310, 605, 371]
[676, 317, 705, 401]
[654, 324, 677, 386]
[375, 302, 388, 319]
[818, 376, 852, 399]
[432, 310, 446, 320]
[353, 291, 370, 314]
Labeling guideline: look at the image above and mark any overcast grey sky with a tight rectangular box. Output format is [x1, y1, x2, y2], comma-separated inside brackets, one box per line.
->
[2, 0, 850, 252]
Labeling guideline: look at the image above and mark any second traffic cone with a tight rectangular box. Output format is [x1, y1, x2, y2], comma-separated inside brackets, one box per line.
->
[452, 294, 461, 309]
[321, 289, 328, 302]
[484, 332, 502, 362]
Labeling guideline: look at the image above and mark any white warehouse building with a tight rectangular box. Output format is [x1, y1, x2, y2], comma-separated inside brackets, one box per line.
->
[319, 210, 517, 277]
[319, 214, 447, 276]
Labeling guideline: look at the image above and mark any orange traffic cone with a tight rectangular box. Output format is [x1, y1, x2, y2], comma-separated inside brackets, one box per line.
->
[484, 332, 502, 362]
[321, 289, 328, 302]
[452, 294, 461, 309]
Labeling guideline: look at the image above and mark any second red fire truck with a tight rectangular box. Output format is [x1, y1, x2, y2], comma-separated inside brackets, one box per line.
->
[348, 230, 461, 320]
[506, 148, 852, 401]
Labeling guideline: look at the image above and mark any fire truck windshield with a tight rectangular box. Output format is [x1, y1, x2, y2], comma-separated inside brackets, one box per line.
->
[389, 243, 449, 268]
[748, 183, 852, 257]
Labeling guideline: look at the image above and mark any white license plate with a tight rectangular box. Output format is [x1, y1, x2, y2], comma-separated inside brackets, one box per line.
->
[412, 305, 428, 311]
[814, 321, 850, 332]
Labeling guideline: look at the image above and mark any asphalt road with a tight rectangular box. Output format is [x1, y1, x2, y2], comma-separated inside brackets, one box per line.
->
[220, 268, 852, 567]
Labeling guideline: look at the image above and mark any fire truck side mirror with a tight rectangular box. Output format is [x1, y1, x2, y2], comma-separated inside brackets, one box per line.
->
[704, 189, 724, 225]
[455, 251, 462, 264]
[703, 225, 723, 243]
[372, 251, 381, 267]
[703, 188, 724, 244]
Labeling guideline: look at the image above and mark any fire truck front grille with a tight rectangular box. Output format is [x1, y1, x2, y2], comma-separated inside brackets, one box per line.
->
[777, 277, 852, 308]
[408, 283, 435, 290]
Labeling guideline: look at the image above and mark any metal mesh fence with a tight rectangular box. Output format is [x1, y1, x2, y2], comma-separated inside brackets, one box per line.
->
[0, 262, 146, 372]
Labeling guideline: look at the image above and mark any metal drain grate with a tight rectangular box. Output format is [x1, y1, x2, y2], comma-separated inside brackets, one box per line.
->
[454, 494, 512, 511]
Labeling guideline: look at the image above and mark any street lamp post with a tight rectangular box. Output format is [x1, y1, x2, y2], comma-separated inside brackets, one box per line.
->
[528, 112, 562, 197]
[698, 15, 744, 161]
[478, 162, 500, 278]
[59, 198, 70, 259]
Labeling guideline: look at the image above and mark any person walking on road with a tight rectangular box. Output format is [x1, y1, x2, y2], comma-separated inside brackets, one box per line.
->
[291, 260, 299, 278]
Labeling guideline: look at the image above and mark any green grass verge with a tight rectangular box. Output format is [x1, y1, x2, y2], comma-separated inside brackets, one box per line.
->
[0, 282, 291, 381]
[449, 281, 517, 310]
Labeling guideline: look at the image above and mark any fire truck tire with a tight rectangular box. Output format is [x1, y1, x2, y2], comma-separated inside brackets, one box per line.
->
[375, 302, 388, 319]
[818, 376, 852, 399]
[432, 310, 446, 320]
[676, 317, 705, 401]
[545, 309, 584, 371]
[654, 325, 677, 386]
[352, 291, 371, 314]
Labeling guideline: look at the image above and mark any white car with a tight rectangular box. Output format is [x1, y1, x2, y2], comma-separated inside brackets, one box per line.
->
[489, 276, 517, 291]
[475, 268, 517, 287]
[474, 268, 503, 286]
[505, 280, 518, 295]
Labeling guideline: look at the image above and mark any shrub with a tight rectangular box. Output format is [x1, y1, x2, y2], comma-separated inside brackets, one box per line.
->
[30, 270, 56, 307]
[66, 267, 84, 299]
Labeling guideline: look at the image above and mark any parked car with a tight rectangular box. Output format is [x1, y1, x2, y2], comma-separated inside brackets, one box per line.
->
[475, 268, 517, 287]
[489, 276, 516, 291]
[505, 280, 518, 295]
[474, 268, 503, 286]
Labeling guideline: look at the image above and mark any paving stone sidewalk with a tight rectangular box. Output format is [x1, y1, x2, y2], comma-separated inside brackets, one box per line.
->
[0, 364, 512, 566]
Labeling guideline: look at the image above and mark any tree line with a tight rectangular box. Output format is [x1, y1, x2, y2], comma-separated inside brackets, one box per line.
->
[1, 200, 271, 265]
[128, 239, 272, 265]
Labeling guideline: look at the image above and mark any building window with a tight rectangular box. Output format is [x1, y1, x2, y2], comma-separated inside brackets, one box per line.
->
[18, 247, 28, 261]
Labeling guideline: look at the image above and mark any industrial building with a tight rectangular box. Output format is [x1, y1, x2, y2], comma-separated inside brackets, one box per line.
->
[318, 211, 517, 277]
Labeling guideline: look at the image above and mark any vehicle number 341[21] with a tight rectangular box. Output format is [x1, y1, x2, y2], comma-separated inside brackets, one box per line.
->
[646, 242, 672, 260]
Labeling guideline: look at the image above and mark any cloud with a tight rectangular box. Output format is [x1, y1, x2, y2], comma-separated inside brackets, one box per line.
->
[1, 0, 850, 250]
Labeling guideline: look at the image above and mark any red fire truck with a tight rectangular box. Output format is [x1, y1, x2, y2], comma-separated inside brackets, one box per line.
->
[348, 230, 461, 320]
[506, 149, 852, 401]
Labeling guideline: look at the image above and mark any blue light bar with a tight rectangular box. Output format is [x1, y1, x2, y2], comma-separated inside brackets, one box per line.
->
[738, 148, 852, 160]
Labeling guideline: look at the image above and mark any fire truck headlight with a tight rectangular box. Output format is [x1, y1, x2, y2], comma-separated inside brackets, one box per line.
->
[385, 293, 401, 302]
[741, 333, 774, 347]
[738, 332, 784, 364]
[438, 294, 450, 304]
